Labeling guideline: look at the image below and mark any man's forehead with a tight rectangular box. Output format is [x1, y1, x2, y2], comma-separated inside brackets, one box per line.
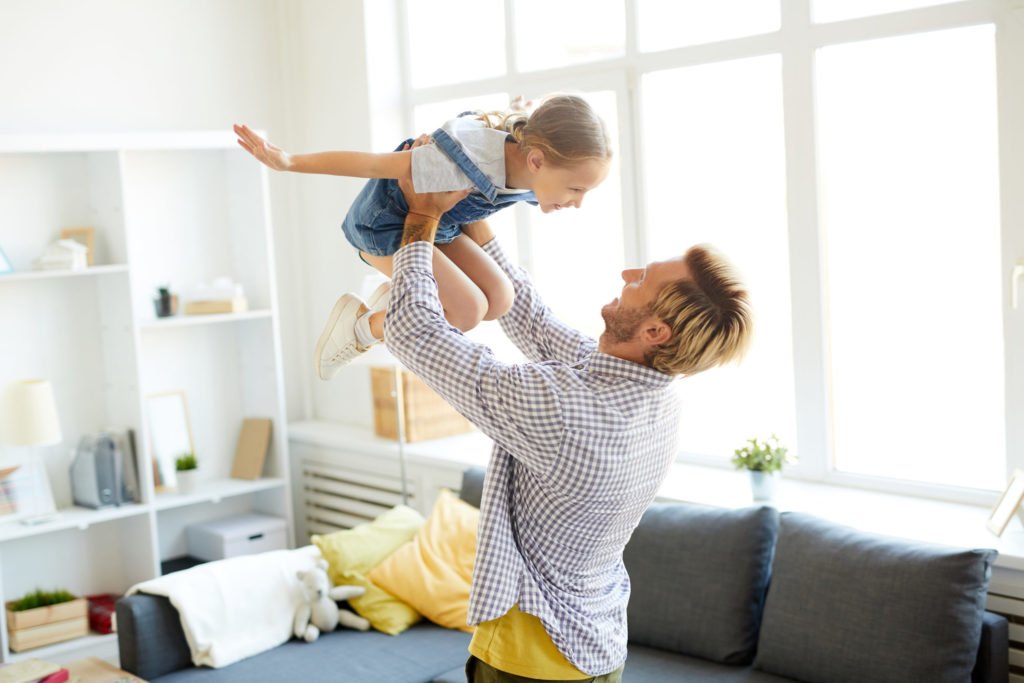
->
[647, 254, 690, 282]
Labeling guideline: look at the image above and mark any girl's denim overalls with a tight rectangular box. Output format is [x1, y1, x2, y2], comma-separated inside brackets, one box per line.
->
[340, 125, 537, 257]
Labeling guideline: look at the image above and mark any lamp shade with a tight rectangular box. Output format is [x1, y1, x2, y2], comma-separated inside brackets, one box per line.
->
[1, 379, 62, 447]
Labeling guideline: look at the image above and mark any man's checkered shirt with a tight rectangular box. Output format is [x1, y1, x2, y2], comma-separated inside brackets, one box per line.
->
[386, 240, 680, 676]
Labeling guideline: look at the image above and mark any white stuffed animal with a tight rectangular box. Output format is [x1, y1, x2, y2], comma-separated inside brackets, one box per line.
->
[293, 558, 370, 642]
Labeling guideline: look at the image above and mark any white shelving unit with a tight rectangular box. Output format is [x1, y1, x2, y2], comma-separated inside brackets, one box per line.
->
[0, 132, 293, 664]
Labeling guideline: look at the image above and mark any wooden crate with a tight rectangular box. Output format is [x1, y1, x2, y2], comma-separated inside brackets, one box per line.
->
[6, 598, 88, 652]
[371, 367, 474, 443]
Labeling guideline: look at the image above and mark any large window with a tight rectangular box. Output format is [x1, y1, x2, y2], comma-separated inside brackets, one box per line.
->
[378, 0, 1023, 504]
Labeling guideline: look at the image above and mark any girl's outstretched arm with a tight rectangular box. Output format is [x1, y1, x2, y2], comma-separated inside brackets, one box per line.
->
[233, 123, 411, 179]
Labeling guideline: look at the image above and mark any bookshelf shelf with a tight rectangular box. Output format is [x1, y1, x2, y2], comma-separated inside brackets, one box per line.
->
[138, 309, 273, 330]
[0, 264, 129, 283]
[7, 632, 118, 664]
[153, 477, 286, 511]
[0, 504, 149, 544]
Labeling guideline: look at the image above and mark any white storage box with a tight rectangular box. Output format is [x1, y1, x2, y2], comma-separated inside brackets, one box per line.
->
[186, 513, 287, 561]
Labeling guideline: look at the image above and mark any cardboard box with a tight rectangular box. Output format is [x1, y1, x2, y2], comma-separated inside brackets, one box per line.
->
[6, 598, 88, 652]
[371, 367, 475, 443]
[184, 297, 248, 315]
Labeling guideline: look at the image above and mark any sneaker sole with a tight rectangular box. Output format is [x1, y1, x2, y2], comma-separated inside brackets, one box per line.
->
[313, 294, 365, 381]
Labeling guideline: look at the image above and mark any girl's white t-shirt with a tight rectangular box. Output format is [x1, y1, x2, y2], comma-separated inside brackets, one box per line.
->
[411, 117, 528, 195]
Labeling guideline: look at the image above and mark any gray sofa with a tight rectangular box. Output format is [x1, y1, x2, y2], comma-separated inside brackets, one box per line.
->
[117, 468, 1007, 683]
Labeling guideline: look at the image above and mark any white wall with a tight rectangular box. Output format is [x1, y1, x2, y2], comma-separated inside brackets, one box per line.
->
[0, 0, 377, 428]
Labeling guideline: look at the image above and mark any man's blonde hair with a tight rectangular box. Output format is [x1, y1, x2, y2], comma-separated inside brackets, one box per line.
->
[645, 244, 752, 377]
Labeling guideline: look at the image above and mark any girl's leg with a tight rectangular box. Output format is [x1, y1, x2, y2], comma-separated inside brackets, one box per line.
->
[360, 247, 490, 335]
[436, 235, 514, 321]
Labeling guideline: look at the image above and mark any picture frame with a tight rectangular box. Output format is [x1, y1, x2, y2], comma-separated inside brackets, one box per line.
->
[0, 245, 12, 274]
[59, 226, 95, 266]
[1, 462, 57, 523]
[144, 391, 195, 492]
[986, 469, 1024, 536]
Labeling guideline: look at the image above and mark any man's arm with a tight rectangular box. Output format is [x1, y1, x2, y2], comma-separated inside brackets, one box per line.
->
[384, 179, 564, 473]
[461, 221, 593, 365]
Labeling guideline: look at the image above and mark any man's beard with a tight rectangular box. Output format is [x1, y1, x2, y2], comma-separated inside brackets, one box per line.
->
[601, 304, 652, 344]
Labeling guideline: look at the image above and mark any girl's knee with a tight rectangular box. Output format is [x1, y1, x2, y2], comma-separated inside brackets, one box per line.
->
[446, 291, 488, 332]
[483, 278, 514, 321]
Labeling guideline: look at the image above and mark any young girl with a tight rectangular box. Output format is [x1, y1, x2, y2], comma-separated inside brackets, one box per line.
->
[234, 94, 611, 380]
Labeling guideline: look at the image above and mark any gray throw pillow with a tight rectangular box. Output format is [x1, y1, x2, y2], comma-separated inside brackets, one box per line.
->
[754, 512, 996, 683]
[623, 502, 779, 664]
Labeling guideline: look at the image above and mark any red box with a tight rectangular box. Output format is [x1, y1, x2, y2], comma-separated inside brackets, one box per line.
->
[86, 594, 118, 634]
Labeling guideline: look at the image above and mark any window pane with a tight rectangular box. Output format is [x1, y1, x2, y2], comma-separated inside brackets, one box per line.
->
[817, 26, 1003, 490]
[813, 0, 960, 23]
[642, 56, 795, 461]
[525, 90, 623, 338]
[413, 94, 511, 138]
[512, 0, 624, 71]
[407, 0, 505, 87]
[637, 0, 779, 52]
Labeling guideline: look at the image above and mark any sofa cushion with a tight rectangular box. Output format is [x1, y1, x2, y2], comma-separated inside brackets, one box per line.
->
[623, 502, 779, 664]
[754, 512, 997, 683]
[152, 622, 471, 683]
[370, 489, 479, 631]
[623, 645, 797, 682]
[459, 466, 485, 508]
[312, 504, 425, 635]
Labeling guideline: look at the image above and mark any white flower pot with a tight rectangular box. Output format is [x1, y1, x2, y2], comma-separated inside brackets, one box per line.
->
[749, 470, 778, 502]
[176, 469, 199, 494]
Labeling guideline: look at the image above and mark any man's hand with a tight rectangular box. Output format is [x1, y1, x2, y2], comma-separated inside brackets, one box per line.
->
[234, 124, 292, 171]
[398, 135, 471, 246]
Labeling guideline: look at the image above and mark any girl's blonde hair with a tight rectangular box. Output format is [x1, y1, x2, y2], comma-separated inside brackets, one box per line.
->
[646, 244, 753, 377]
[476, 94, 612, 167]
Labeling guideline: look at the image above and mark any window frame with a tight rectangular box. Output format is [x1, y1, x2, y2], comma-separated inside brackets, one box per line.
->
[371, 0, 1024, 507]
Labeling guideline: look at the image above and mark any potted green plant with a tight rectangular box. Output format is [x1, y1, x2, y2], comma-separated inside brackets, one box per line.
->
[6, 588, 88, 652]
[731, 434, 794, 501]
[175, 452, 198, 494]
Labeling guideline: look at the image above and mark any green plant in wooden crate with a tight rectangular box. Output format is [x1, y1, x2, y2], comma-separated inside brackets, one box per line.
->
[11, 588, 77, 612]
[175, 452, 198, 471]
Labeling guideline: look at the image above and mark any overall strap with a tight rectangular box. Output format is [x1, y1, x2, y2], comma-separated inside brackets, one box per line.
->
[431, 127, 499, 203]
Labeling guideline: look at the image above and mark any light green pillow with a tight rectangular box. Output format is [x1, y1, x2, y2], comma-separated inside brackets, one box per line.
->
[312, 504, 425, 635]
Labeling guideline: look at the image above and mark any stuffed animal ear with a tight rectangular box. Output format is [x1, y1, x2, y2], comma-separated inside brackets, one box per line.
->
[316, 558, 328, 571]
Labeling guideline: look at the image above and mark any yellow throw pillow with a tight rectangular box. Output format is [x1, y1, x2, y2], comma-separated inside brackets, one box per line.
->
[369, 489, 479, 632]
[312, 504, 425, 635]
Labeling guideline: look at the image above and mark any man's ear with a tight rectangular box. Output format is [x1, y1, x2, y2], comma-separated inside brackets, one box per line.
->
[642, 318, 671, 346]
[527, 149, 545, 172]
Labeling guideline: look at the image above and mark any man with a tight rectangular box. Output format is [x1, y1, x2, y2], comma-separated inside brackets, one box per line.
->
[382, 174, 752, 682]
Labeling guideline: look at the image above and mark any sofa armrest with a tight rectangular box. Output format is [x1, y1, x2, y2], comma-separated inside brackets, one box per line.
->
[116, 593, 193, 680]
[972, 610, 1008, 683]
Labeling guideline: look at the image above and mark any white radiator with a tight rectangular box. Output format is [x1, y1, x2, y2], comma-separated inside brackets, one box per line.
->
[301, 460, 413, 536]
[985, 591, 1024, 682]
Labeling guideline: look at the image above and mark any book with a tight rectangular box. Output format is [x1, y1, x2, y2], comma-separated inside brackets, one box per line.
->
[38, 670, 68, 683]
[230, 418, 272, 480]
[0, 658, 60, 683]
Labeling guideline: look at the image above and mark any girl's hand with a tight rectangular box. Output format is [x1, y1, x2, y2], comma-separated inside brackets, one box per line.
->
[233, 124, 292, 171]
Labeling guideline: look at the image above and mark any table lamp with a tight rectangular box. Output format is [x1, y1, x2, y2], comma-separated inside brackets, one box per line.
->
[0, 379, 61, 524]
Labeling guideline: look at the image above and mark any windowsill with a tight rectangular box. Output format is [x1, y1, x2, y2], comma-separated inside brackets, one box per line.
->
[288, 420, 1024, 571]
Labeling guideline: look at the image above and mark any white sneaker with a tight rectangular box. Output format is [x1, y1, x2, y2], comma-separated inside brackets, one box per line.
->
[365, 280, 391, 312]
[314, 293, 370, 381]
